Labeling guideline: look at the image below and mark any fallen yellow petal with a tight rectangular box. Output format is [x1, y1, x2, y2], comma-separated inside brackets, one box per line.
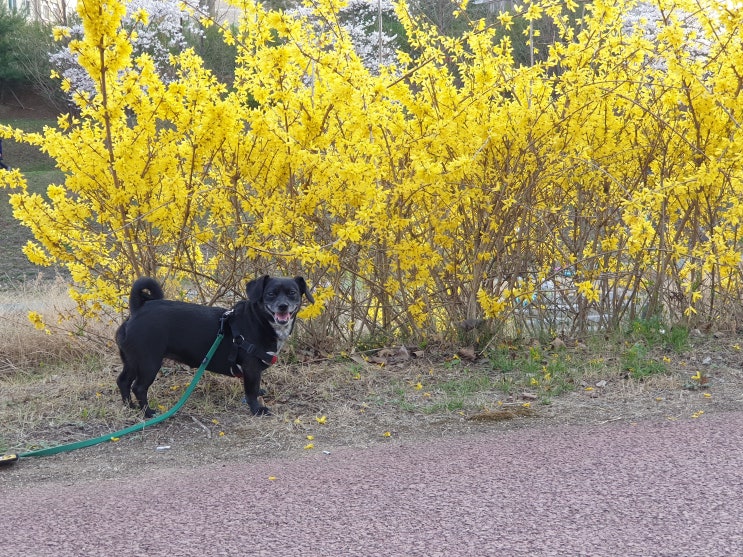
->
[315, 415, 327, 424]
[110, 437, 120, 442]
[306, 435, 314, 441]
[382, 431, 391, 437]
[304, 443, 315, 449]
[268, 476, 277, 481]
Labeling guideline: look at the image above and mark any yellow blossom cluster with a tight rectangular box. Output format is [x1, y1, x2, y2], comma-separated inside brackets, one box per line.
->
[2, 0, 743, 341]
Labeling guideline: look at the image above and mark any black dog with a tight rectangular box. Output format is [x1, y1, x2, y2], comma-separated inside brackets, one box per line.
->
[116, 275, 313, 417]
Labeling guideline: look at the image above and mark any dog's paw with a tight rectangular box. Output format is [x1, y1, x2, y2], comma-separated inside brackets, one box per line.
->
[252, 406, 272, 416]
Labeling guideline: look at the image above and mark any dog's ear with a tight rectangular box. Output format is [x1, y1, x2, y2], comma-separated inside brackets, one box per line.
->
[294, 276, 315, 304]
[246, 275, 270, 301]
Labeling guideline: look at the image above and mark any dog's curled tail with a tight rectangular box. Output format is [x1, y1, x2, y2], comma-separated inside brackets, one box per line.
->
[129, 277, 164, 313]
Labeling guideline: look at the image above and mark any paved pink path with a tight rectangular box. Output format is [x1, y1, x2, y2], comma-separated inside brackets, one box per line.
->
[2, 413, 742, 556]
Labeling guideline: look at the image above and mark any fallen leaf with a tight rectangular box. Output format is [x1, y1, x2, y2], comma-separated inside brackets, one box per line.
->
[550, 337, 566, 350]
[457, 346, 477, 361]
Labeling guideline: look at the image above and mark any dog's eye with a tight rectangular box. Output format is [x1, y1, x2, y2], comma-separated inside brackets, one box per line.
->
[266, 291, 277, 298]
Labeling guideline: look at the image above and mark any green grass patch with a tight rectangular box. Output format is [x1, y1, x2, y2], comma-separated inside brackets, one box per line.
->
[486, 343, 580, 403]
[621, 342, 667, 380]
[628, 316, 689, 351]
[1, 114, 64, 282]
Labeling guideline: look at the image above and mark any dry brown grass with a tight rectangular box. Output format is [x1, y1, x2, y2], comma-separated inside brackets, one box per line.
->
[0, 276, 112, 370]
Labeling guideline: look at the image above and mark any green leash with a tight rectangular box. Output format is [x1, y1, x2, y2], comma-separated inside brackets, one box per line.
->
[1, 332, 225, 466]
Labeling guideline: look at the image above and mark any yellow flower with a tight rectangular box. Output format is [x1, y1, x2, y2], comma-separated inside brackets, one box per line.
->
[306, 435, 314, 441]
[131, 8, 149, 25]
[28, 311, 48, 333]
[52, 26, 71, 41]
[498, 11, 513, 30]
[382, 431, 391, 437]
[315, 415, 327, 425]
[304, 443, 315, 450]
[414, 382, 423, 390]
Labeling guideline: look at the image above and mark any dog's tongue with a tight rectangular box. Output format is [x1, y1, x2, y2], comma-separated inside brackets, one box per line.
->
[274, 312, 291, 324]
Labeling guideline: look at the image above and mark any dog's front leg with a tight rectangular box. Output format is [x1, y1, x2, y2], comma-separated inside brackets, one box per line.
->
[242, 368, 271, 416]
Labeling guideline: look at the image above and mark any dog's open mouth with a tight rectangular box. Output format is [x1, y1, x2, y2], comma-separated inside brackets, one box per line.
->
[274, 312, 292, 324]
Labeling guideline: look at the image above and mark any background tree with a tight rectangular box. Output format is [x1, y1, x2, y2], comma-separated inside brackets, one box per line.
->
[0, 5, 30, 104]
[50, 0, 203, 101]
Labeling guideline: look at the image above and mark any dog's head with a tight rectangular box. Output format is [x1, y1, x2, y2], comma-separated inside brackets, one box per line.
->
[246, 275, 314, 326]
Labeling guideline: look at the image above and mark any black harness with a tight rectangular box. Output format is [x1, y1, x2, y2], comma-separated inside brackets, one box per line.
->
[219, 305, 277, 378]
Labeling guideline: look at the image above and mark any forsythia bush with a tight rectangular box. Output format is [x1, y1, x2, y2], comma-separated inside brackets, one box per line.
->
[1, 0, 742, 345]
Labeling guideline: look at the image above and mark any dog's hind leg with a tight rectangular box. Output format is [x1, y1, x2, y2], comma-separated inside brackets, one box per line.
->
[116, 352, 138, 409]
[131, 359, 161, 418]
[116, 368, 136, 409]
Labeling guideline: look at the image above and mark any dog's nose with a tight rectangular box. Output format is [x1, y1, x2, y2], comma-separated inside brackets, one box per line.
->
[278, 303, 289, 312]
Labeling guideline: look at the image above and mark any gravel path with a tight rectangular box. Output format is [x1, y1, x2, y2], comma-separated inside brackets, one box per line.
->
[2, 412, 742, 556]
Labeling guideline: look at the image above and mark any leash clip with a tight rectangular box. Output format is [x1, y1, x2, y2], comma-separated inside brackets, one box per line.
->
[219, 308, 235, 335]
